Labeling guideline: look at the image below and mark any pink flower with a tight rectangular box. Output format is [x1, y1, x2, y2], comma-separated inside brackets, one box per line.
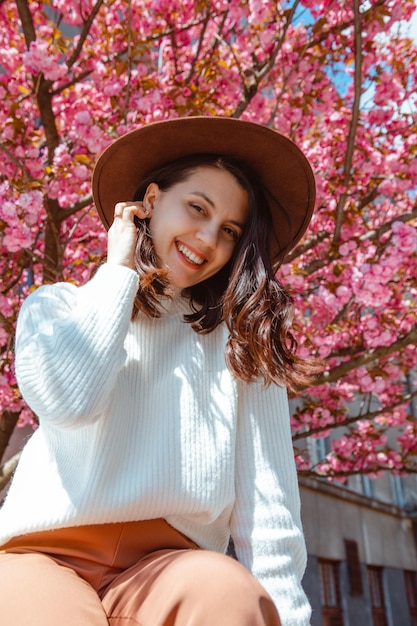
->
[339, 241, 357, 256]
[75, 111, 93, 126]
[73, 165, 89, 182]
[391, 221, 417, 254]
[335, 285, 351, 304]
[23, 40, 66, 81]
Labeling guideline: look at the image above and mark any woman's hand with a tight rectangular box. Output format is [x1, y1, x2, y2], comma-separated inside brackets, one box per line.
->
[107, 202, 149, 269]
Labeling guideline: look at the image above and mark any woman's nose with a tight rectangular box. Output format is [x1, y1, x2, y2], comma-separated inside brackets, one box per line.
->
[196, 224, 218, 249]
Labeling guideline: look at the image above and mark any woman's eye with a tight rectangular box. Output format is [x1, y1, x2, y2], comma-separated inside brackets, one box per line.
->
[223, 227, 239, 240]
[190, 203, 204, 214]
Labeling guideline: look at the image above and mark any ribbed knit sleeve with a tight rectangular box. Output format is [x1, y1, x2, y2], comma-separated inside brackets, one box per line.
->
[14, 263, 139, 429]
[231, 381, 311, 626]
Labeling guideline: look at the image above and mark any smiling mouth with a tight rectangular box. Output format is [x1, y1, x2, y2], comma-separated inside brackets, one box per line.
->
[176, 242, 206, 266]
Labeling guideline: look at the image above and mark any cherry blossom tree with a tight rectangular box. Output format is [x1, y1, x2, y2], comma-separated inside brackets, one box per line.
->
[0, 0, 416, 490]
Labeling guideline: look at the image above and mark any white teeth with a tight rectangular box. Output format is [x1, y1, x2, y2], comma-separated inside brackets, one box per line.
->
[177, 243, 205, 265]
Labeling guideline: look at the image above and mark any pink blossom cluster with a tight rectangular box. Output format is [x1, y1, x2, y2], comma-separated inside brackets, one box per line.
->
[0, 0, 416, 481]
[0, 183, 42, 253]
[312, 421, 405, 481]
[23, 40, 67, 82]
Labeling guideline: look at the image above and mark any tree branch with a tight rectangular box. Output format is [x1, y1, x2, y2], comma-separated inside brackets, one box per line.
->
[298, 202, 417, 275]
[0, 142, 34, 180]
[52, 15, 211, 97]
[283, 229, 331, 263]
[15, 0, 60, 162]
[59, 193, 93, 220]
[51, 68, 95, 96]
[0, 311, 15, 337]
[66, 0, 105, 69]
[15, 0, 36, 46]
[293, 389, 417, 441]
[0, 411, 20, 464]
[185, 8, 211, 84]
[43, 196, 64, 282]
[333, 0, 362, 242]
[298, 463, 417, 479]
[300, 0, 385, 54]
[122, 0, 134, 121]
[315, 327, 417, 386]
[359, 204, 417, 242]
[232, 0, 302, 119]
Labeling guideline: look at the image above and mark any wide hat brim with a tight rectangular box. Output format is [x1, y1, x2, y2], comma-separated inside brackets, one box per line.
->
[92, 116, 316, 265]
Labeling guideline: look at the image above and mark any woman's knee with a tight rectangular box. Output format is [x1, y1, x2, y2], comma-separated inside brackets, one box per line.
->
[174, 550, 278, 605]
[0, 551, 108, 626]
[175, 550, 254, 589]
[163, 550, 281, 624]
[104, 548, 280, 625]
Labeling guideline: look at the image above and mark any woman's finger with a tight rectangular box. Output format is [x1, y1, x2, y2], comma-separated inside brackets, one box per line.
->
[113, 201, 149, 222]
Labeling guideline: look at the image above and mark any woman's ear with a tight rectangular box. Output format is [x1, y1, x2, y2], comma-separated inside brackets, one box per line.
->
[143, 182, 160, 214]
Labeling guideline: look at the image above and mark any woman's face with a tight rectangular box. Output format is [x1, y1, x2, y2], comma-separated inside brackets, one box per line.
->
[145, 166, 249, 289]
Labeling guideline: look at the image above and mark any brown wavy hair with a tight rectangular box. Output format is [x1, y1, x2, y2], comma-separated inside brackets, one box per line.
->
[130, 154, 316, 392]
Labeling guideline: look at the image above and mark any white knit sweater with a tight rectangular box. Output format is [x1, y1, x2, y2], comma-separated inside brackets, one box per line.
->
[1, 263, 311, 625]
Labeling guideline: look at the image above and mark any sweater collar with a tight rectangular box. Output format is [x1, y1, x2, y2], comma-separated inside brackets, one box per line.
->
[159, 288, 193, 316]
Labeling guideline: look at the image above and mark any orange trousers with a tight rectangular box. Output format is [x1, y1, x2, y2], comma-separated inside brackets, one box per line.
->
[0, 519, 281, 625]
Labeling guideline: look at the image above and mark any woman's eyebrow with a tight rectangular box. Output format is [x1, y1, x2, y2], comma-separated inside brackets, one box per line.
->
[190, 191, 215, 207]
[190, 191, 246, 229]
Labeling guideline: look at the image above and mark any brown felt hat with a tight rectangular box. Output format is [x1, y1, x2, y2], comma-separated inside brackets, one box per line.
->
[92, 116, 316, 265]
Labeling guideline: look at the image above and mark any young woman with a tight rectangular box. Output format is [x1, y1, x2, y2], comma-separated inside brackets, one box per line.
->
[0, 117, 316, 626]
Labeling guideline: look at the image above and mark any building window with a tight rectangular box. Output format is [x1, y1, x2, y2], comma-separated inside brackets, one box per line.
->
[390, 474, 405, 508]
[405, 570, 417, 626]
[307, 435, 332, 468]
[319, 559, 344, 626]
[361, 474, 374, 498]
[344, 539, 363, 596]
[367, 566, 388, 626]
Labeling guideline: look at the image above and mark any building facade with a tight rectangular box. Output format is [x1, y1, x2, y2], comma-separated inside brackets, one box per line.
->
[300, 473, 417, 626]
